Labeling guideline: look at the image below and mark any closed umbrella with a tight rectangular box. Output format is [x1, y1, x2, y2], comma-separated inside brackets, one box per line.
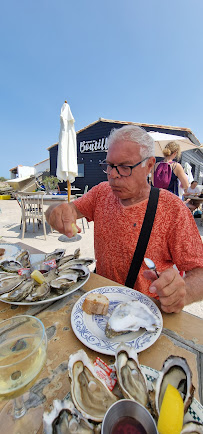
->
[148, 132, 200, 158]
[56, 101, 78, 201]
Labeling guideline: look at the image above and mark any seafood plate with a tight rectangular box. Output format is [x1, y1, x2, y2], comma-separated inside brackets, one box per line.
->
[0, 247, 95, 305]
[43, 346, 203, 433]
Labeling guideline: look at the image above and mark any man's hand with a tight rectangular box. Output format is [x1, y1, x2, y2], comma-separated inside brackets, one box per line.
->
[45, 203, 82, 238]
[143, 268, 186, 313]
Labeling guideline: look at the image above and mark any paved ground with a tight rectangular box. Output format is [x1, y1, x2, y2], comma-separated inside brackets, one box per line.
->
[0, 199, 203, 318]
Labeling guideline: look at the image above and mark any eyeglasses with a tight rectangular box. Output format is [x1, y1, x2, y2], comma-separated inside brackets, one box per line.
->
[99, 158, 149, 177]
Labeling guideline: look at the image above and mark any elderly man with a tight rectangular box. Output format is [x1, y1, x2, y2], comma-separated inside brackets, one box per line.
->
[46, 126, 203, 314]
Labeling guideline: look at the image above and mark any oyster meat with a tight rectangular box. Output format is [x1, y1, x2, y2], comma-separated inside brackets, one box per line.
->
[15, 250, 30, 268]
[45, 249, 66, 262]
[0, 275, 25, 295]
[150, 355, 195, 418]
[115, 343, 149, 407]
[0, 279, 35, 301]
[68, 349, 118, 422]
[105, 300, 161, 338]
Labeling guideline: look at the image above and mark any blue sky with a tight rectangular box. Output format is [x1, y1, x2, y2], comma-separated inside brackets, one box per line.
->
[1, 0, 203, 179]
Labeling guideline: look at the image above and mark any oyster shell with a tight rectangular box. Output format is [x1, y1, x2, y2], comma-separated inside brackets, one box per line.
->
[0, 275, 25, 295]
[151, 355, 195, 418]
[43, 397, 95, 434]
[115, 343, 149, 407]
[0, 279, 34, 301]
[15, 250, 30, 268]
[181, 421, 203, 433]
[68, 349, 118, 422]
[45, 249, 66, 262]
[57, 248, 80, 266]
[0, 259, 22, 273]
[25, 282, 50, 302]
[50, 274, 79, 292]
[105, 300, 161, 338]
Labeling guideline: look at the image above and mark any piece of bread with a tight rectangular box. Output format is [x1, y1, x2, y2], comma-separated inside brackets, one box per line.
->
[82, 293, 109, 315]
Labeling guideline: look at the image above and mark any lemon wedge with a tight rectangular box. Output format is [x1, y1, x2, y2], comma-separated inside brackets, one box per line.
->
[31, 270, 46, 284]
[71, 223, 78, 236]
[157, 383, 184, 434]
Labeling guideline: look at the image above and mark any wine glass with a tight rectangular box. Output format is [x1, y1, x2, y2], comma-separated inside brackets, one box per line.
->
[0, 315, 47, 433]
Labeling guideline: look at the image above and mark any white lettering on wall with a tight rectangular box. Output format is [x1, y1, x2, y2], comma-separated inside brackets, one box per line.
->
[80, 138, 108, 153]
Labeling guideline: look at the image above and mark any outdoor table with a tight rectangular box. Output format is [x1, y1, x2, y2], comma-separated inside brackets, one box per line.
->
[0, 242, 203, 433]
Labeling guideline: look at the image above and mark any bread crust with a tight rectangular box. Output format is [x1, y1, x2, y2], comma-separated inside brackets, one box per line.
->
[82, 293, 109, 315]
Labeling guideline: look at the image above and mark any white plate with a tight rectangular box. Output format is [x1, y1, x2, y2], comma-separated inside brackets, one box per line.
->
[71, 286, 163, 355]
[0, 273, 90, 306]
[142, 365, 203, 425]
[0, 243, 22, 260]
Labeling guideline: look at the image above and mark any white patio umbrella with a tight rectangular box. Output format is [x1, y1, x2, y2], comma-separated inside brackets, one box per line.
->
[56, 101, 78, 202]
[148, 132, 200, 158]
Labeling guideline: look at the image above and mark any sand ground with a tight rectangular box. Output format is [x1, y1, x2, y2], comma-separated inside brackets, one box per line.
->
[0, 198, 203, 318]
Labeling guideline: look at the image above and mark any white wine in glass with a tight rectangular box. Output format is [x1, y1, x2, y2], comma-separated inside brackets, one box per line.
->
[0, 315, 47, 433]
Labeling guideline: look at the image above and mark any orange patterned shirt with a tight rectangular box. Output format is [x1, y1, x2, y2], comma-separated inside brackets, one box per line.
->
[75, 182, 203, 296]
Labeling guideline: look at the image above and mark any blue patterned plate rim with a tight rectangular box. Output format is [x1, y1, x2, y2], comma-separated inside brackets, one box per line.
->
[71, 286, 163, 356]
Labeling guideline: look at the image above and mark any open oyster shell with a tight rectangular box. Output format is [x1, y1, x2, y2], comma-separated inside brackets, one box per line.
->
[105, 300, 161, 338]
[68, 349, 118, 422]
[115, 343, 149, 408]
[150, 355, 195, 418]
[43, 397, 95, 434]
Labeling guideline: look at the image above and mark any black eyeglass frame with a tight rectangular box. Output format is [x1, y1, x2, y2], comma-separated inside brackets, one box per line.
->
[99, 157, 149, 177]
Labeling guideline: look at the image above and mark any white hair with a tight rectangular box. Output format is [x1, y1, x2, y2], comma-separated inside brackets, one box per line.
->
[107, 125, 155, 166]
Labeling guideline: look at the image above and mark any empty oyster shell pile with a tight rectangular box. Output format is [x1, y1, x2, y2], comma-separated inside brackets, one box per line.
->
[43, 344, 203, 433]
[0, 248, 95, 302]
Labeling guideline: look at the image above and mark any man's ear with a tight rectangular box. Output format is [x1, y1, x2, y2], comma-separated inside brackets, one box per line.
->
[146, 157, 156, 174]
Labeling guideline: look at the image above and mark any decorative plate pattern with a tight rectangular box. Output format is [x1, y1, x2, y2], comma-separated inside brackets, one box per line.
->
[71, 286, 163, 355]
[0, 273, 90, 306]
[141, 365, 203, 425]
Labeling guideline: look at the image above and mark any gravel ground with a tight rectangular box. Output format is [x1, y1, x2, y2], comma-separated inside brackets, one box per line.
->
[0, 198, 203, 318]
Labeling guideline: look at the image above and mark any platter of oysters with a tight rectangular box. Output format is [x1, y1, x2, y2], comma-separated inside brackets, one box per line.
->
[71, 286, 163, 355]
[0, 247, 95, 305]
[43, 345, 203, 433]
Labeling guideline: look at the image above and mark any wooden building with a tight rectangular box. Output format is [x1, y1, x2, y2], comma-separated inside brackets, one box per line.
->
[48, 118, 203, 191]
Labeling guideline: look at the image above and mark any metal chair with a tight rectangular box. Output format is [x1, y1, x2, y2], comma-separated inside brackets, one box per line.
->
[17, 192, 47, 240]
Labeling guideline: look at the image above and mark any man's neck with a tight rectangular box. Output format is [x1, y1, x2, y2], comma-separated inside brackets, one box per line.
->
[120, 185, 151, 207]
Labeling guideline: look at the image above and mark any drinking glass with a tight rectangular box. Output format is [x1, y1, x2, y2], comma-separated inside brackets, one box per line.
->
[0, 315, 47, 433]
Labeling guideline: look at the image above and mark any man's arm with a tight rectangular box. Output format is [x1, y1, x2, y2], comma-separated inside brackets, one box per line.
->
[45, 202, 84, 237]
[184, 268, 203, 305]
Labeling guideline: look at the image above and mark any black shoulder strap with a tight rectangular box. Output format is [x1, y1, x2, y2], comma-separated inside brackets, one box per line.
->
[125, 186, 160, 289]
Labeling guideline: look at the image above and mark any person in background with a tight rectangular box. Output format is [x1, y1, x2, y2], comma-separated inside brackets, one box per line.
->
[184, 180, 202, 212]
[45, 126, 203, 314]
[152, 142, 189, 195]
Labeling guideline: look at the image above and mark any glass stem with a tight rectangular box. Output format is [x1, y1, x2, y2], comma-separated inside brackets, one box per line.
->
[13, 395, 26, 419]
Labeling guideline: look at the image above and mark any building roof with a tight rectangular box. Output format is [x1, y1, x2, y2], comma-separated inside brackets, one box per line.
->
[47, 118, 201, 150]
[34, 158, 49, 167]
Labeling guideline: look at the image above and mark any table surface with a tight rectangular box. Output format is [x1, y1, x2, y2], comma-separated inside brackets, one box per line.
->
[0, 242, 203, 432]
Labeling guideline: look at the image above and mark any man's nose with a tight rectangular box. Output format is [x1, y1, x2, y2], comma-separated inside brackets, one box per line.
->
[108, 166, 120, 178]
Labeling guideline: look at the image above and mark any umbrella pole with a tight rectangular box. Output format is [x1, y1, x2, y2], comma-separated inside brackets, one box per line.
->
[67, 181, 71, 202]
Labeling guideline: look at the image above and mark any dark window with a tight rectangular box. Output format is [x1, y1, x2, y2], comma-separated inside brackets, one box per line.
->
[77, 164, 84, 177]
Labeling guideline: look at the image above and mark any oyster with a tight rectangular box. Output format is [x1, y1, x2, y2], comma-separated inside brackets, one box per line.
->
[0, 279, 34, 301]
[57, 248, 80, 266]
[68, 349, 118, 422]
[25, 282, 50, 302]
[0, 275, 25, 295]
[115, 343, 149, 407]
[57, 264, 89, 279]
[45, 249, 66, 262]
[181, 421, 203, 433]
[15, 250, 30, 268]
[0, 259, 22, 273]
[51, 274, 79, 292]
[43, 397, 95, 434]
[105, 300, 161, 338]
[151, 355, 195, 418]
